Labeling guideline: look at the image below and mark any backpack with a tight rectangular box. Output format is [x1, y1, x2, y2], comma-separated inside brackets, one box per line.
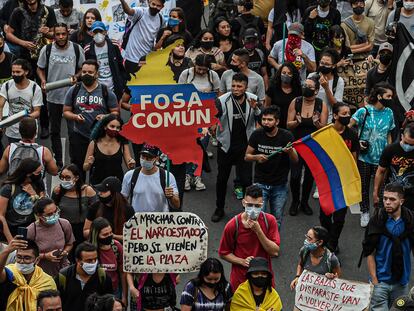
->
[235, 15, 261, 43]
[57, 266, 107, 292]
[233, 212, 269, 248]
[5, 80, 36, 104]
[128, 166, 168, 204]
[300, 247, 335, 273]
[394, 7, 402, 23]
[44, 42, 81, 80]
[121, 11, 163, 50]
[70, 82, 109, 109]
[9, 142, 42, 175]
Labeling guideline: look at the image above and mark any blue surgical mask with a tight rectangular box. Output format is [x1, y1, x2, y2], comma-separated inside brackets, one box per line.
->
[303, 239, 319, 251]
[60, 179, 74, 190]
[140, 157, 155, 170]
[44, 212, 59, 225]
[82, 261, 98, 275]
[168, 18, 180, 27]
[245, 206, 261, 220]
[401, 142, 414, 152]
[16, 262, 35, 274]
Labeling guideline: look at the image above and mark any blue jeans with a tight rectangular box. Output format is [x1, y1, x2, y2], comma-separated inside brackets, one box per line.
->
[256, 183, 288, 228]
[370, 282, 408, 311]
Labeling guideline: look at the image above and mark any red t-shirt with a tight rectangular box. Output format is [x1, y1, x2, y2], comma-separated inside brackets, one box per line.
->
[218, 212, 280, 291]
[99, 240, 123, 291]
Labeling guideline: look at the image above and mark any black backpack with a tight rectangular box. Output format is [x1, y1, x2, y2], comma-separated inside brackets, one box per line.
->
[235, 15, 261, 43]
[9, 142, 41, 176]
[70, 82, 109, 109]
[44, 43, 81, 80]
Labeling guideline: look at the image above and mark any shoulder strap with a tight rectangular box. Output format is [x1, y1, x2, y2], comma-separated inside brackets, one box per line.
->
[326, 250, 333, 272]
[11, 184, 15, 197]
[32, 82, 36, 98]
[101, 83, 108, 106]
[71, 82, 82, 108]
[394, 7, 401, 23]
[73, 43, 80, 72]
[233, 215, 239, 251]
[97, 267, 106, 286]
[295, 96, 302, 112]
[332, 75, 339, 94]
[343, 17, 359, 35]
[358, 107, 370, 140]
[261, 212, 269, 231]
[58, 272, 67, 291]
[159, 167, 166, 193]
[158, 12, 163, 27]
[300, 248, 310, 267]
[129, 167, 141, 204]
[5, 80, 9, 103]
[45, 43, 53, 79]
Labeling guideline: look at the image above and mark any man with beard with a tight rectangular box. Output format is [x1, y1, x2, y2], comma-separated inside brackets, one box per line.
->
[37, 23, 84, 168]
[245, 106, 298, 228]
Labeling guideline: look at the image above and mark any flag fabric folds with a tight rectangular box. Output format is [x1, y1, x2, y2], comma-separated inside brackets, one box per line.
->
[294, 125, 362, 215]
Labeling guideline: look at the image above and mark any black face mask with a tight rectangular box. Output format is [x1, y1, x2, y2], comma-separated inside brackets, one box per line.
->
[149, 7, 160, 16]
[232, 93, 245, 101]
[302, 86, 315, 98]
[353, 7, 364, 15]
[98, 235, 113, 245]
[338, 116, 351, 126]
[81, 74, 95, 86]
[280, 74, 292, 84]
[250, 276, 268, 288]
[379, 53, 392, 66]
[12, 75, 24, 84]
[319, 65, 333, 75]
[380, 98, 393, 107]
[263, 125, 275, 133]
[229, 64, 240, 73]
[30, 174, 42, 182]
[173, 53, 185, 60]
[204, 282, 218, 288]
[200, 41, 214, 50]
[99, 195, 112, 205]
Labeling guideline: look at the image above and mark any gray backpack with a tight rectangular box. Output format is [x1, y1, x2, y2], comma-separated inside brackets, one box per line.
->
[9, 142, 41, 175]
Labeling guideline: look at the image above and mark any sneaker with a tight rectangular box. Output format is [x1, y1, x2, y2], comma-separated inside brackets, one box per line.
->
[194, 176, 206, 191]
[184, 174, 192, 191]
[289, 201, 300, 216]
[211, 137, 218, 146]
[211, 208, 224, 222]
[360, 212, 370, 228]
[313, 187, 319, 199]
[234, 187, 244, 200]
[207, 151, 213, 158]
[300, 203, 313, 215]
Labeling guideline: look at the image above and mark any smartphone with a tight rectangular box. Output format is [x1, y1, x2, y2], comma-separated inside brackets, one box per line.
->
[347, 54, 354, 60]
[52, 249, 63, 257]
[17, 227, 27, 240]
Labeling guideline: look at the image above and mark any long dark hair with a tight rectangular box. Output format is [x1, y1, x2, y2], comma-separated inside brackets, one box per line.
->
[212, 16, 233, 44]
[78, 8, 102, 42]
[53, 164, 84, 216]
[191, 258, 228, 297]
[92, 114, 126, 143]
[96, 192, 128, 236]
[273, 62, 302, 93]
[169, 7, 187, 33]
[3, 158, 40, 186]
[329, 25, 348, 53]
[368, 82, 395, 105]
[189, 29, 216, 50]
[88, 217, 111, 248]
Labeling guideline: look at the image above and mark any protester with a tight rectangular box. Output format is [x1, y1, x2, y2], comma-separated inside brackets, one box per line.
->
[167, 43, 192, 82]
[85, 293, 125, 311]
[69, 8, 102, 48]
[265, 62, 302, 129]
[121, 144, 180, 213]
[55, 242, 113, 311]
[364, 0, 391, 56]
[37, 289, 62, 311]
[231, 0, 266, 40]
[83, 114, 135, 185]
[88, 217, 126, 304]
[84, 176, 135, 241]
[180, 257, 232, 311]
[361, 183, 414, 310]
[365, 42, 393, 97]
[0, 158, 44, 236]
[212, 17, 239, 65]
[328, 25, 353, 68]
[387, 0, 414, 34]
[211, 73, 260, 221]
[350, 81, 395, 227]
[54, 0, 83, 33]
[0, 238, 56, 311]
[27, 197, 75, 277]
[218, 185, 280, 290]
[290, 226, 341, 290]
[245, 106, 298, 227]
[231, 257, 283, 311]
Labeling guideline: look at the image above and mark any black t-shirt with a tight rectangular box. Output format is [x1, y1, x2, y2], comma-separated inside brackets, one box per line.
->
[340, 127, 359, 154]
[230, 98, 248, 151]
[0, 52, 14, 86]
[249, 128, 295, 185]
[168, 57, 192, 82]
[69, 30, 93, 48]
[141, 274, 176, 309]
[365, 66, 390, 96]
[266, 84, 301, 129]
[86, 201, 135, 230]
[247, 48, 265, 75]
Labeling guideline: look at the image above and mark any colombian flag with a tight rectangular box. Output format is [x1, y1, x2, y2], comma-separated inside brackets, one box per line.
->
[294, 125, 361, 215]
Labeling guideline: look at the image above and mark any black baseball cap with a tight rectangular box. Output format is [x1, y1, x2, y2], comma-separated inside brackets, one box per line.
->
[247, 257, 271, 274]
[244, 28, 259, 40]
[94, 176, 122, 193]
[140, 144, 161, 157]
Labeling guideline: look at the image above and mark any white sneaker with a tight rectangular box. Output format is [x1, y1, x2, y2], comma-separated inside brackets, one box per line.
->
[194, 176, 206, 191]
[360, 212, 370, 228]
[313, 187, 319, 199]
[185, 174, 192, 191]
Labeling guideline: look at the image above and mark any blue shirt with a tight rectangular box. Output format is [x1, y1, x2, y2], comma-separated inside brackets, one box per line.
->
[375, 217, 411, 285]
[352, 105, 395, 165]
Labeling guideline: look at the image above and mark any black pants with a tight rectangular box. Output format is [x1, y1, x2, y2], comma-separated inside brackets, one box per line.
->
[319, 207, 347, 251]
[48, 102, 64, 165]
[358, 160, 379, 213]
[290, 155, 314, 205]
[216, 147, 252, 210]
[68, 131, 89, 181]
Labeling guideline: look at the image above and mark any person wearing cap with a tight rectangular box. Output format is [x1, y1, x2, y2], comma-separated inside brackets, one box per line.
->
[231, 0, 266, 40]
[230, 257, 282, 311]
[341, 0, 375, 60]
[121, 144, 180, 213]
[84, 176, 135, 242]
[242, 28, 269, 89]
[365, 42, 393, 98]
[37, 23, 85, 169]
[218, 185, 280, 290]
[302, 0, 341, 60]
[360, 182, 414, 311]
[268, 22, 316, 82]
[84, 21, 127, 100]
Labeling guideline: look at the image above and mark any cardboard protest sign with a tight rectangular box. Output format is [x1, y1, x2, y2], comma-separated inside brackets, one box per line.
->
[120, 41, 218, 175]
[123, 212, 208, 273]
[295, 270, 373, 311]
[337, 60, 377, 107]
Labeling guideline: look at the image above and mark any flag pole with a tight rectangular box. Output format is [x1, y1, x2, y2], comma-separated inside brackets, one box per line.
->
[281, 22, 286, 61]
[166, 157, 170, 187]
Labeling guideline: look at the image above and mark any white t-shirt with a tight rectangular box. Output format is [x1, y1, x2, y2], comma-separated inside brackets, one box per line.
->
[121, 168, 178, 213]
[135, 0, 176, 22]
[124, 7, 165, 63]
[270, 39, 315, 82]
[317, 76, 345, 123]
[95, 43, 114, 91]
[0, 80, 43, 139]
[178, 68, 220, 93]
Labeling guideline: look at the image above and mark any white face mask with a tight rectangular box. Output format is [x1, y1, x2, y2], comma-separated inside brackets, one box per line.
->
[404, 1, 414, 10]
[93, 33, 106, 44]
[16, 262, 35, 275]
[317, 6, 330, 17]
[82, 261, 98, 275]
